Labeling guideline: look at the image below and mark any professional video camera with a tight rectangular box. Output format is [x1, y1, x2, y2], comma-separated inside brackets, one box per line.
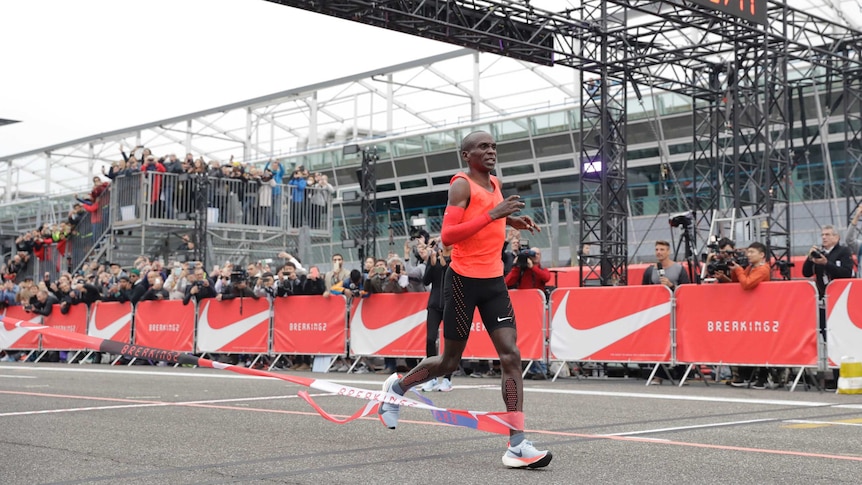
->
[516, 240, 537, 269]
[706, 249, 749, 276]
[229, 268, 248, 284]
[669, 211, 693, 228]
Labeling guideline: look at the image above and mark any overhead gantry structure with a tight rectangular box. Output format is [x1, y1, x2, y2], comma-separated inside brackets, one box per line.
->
[268, 0, 862, 285]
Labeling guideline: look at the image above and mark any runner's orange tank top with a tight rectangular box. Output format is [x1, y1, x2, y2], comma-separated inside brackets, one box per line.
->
[449, 172, 506, 279]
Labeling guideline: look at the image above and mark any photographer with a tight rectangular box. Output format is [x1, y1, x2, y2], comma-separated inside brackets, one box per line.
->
[25, 289, 58, 316]
[277, 261, 305, 296]
[802, 225, 852, 390]
[254, 272, 279, 302]
[182, 267, 217, 306]
[704, 237, 737, 283]
[505, 245, 550, 291]
[215, 270, 258, 301]
[420, 241, 454, 392]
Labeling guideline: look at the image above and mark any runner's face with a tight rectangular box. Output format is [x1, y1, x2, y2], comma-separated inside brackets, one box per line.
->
[462, 133, 497, 172]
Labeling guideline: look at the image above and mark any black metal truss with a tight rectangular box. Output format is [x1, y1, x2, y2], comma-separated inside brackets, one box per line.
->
[845, 56, 862, 213]
[359, 147, 378, 261]
[192, 174, 209, 268]
[269, 0, 862, 282]
[578, 0, 628, 285]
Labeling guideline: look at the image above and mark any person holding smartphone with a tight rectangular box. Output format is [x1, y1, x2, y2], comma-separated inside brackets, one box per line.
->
[322, 254, 349, 297]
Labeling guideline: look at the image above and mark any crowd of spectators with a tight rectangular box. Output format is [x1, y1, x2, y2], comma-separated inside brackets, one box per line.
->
[101, 145, 335, 228]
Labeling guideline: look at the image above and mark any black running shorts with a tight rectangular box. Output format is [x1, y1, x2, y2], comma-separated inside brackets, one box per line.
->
[442, 267, 516, 341]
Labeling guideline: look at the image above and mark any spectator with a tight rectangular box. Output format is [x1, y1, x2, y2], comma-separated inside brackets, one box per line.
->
[505, 246, 551, 292]
[288, 165, 308, 228]
[103, 276, 133, 303]
[300, 265, 326, 295]
[127, 269, 148, 304]
[322, 254, 349, 297]
[0, 280, 19, 309]
[263, 159, 286, 226]
[420, 242, 454, 392]
[843, 204, 862, 273]
[366, 257, 411, 374]
[253, 272, 279, 302]
[277, 262, 305, 297]
[140, 273, 169, 301]
[182, 267, 217, 306]
[257, 169, 277, 226]
[163, 262, 190, 300]
[402, 239, 429, 292]
[25, 289, 58, 316]
[727, 242, 773, 389]
[141, 155, 167, 218]
[802, 224, 853, 390]
[62, 277, 103, 313]
[310, 173, 334, 229]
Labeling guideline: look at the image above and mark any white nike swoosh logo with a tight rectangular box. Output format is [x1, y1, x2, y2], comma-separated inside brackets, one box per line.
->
[196, 301, 270, 352]
[550, 292, 670, 360]
[826, 281, 862, 366]
[87, 304, 132, 341]
[349, 299, 427, 355]
[497, 316, 512, 322]
[0, 316, 43, 349]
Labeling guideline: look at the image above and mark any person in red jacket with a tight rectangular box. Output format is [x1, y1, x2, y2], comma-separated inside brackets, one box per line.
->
[504, 246, 550, 291]
[728, 241, 773, 389]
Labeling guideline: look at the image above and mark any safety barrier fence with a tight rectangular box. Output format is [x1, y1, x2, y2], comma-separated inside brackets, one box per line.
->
[4, 281, 860, 384]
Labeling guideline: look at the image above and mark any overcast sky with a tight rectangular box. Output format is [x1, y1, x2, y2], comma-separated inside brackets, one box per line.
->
[3, 0, 860, 159]
[0, 0, 451, 158]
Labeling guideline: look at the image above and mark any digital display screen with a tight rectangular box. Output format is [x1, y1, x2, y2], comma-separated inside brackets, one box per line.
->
[689, 0, 768, 26]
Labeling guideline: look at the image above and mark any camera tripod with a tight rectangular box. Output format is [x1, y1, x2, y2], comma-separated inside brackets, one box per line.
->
[672, 222, 700, 284]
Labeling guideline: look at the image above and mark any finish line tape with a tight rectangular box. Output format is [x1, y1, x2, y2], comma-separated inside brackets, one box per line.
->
[0, 317, 523, 435]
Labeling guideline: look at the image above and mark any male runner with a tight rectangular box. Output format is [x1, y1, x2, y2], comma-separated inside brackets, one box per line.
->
[378, 130, 552, 468]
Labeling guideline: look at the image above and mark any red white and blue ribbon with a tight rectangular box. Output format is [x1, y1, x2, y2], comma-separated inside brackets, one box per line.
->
[0, 317, 523, 435]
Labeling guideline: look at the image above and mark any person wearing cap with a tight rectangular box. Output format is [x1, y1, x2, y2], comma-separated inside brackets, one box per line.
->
[128, 269, 148, 304]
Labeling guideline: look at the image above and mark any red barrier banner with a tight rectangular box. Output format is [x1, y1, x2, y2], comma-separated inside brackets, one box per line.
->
[87, 301, 132, 343]
[196, 298, 270, 354]
[1, 307, 42, 350]
[458, 289, 545, 361]
[676, 281, 819, 366]
[826, 280, 862, 367]
[41, 304, 89, 350]
[549, 286, 672, 363]
[134, 300, 195, 353]
[272, 296, 347, 355]
[349, 293, 427, 358]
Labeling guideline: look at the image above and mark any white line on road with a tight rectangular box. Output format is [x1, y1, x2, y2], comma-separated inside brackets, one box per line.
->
[784, 419, 862, 427]
[601, 418, 777, 437]
[0, 375, 36, 378]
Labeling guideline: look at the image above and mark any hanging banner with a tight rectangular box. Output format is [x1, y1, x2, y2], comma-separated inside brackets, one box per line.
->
[196, 298, 270, 354]
[272, 295, 347, 355]
[87, 301, 132, 343]
[134, 299, 195, 353]
[41, 304, 89, 350]
[676, 281, 819, 366]
[458, 289, 545, 360]
[0, 307, 42, 350]
[349, 293, 427, 358]
[826, 280, 862, 368]
[549, 286, 672, 363]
